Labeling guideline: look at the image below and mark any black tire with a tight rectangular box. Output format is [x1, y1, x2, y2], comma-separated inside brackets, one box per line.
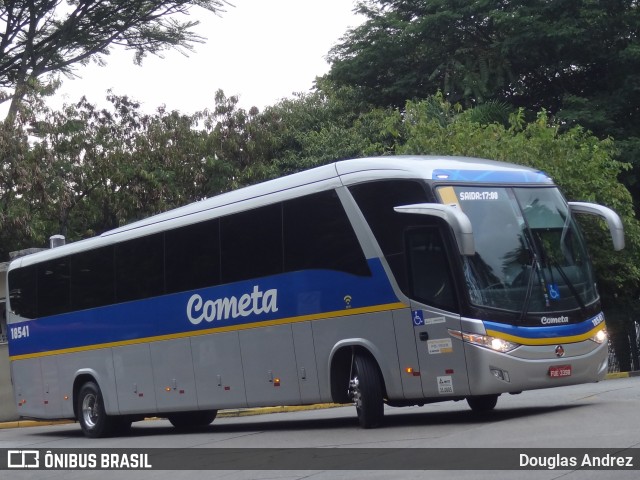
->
[467, 394, 499, 412]
[77, 381, 116, 438]
[112, 417, 133, 435]
[168, 410, 218, 430]
[349, 354, 384, 428]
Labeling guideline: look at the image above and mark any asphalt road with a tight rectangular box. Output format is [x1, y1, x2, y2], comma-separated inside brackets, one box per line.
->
[1, 376, 639, 480]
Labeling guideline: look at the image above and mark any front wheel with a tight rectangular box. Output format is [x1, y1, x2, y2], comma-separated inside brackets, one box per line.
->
[349, 353, 384, 428]
[77, 381, 116, 438]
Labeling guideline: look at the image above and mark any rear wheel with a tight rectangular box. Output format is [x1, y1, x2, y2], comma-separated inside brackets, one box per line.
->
[77, 381, 116, 438]
[112, 417, 133, 435]
[349, 353, 384, 428]
[168, 410, 217, 430]
[467, 394, 499, 412]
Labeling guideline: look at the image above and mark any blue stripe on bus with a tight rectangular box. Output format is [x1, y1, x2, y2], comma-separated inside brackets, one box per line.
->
[8, 259, 400, 358]
[432, 169, 553, 184]
[483, 313, 604, 341]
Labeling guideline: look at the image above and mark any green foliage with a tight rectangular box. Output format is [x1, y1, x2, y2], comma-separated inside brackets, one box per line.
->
[248, 88, 402, 178]
[0, 92, 53, 258]
[327, 0, 640, 111]
[324, 0, 640, 206]
[12, 92, 251, 246]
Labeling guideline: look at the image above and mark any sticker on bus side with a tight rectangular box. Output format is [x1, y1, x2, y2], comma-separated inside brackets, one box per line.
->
[412, 311, 446, 327]
[427, 338, 453, 354]
[437, 375, 454, 394]
[412, 310, 424, 326]
[425, 316, 446, 325]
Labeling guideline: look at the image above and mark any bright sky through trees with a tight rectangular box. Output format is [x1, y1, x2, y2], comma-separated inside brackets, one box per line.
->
[50, 0, 363, 113]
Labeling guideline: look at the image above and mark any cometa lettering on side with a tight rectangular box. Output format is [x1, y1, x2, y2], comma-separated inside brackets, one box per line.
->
[187, 286, 278, 325]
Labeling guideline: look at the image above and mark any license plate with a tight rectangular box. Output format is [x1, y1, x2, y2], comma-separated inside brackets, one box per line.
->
[549, 365, 572, 378]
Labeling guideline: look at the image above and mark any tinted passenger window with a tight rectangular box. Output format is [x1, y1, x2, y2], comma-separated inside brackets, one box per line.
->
[38, 258, 70, 317]
[283, 190, 370, 276]
[70, 246, 115, 310]
[8, 265, 37, 319]
[116, 234, 164, 302]
[166, 219, 221, 293]
[221, 204, 283, 284]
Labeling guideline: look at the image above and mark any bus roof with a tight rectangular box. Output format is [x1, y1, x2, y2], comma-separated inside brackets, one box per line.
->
[8, 155, 552, 267]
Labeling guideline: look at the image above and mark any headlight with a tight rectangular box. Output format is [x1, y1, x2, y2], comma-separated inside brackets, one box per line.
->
[449, 329, 520, 353]
[590, 328, 607, 344]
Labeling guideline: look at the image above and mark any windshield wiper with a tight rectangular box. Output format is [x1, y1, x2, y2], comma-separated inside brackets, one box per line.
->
[549, 258, 587, 314]
[518, 252, 550, 323]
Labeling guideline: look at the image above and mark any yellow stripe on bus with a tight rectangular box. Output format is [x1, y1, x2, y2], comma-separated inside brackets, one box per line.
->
[485, 324, 603, 346]
[9, 302, 407, 361]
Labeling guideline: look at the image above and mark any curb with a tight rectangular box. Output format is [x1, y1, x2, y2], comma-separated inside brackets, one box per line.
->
[605, 370, 640, 379]
[1, 373, 638, 430]
[0, 419, 73, 430]
[217, 403, 342, 418]
[0, 404, 344, 430]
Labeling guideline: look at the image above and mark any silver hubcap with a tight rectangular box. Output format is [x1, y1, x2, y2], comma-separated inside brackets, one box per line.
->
[349, 376, 362, 408]
[81, 393, 99, 428]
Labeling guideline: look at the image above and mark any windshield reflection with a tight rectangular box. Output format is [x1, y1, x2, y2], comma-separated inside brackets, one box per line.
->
[437, 186, 597, 315]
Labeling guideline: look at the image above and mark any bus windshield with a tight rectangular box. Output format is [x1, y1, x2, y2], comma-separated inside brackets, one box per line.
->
[437, 186, 598, 316]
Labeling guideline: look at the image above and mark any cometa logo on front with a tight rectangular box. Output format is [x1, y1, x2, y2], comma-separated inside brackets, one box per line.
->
[541, 315, 569, 325]
[187, 286, 278, 325]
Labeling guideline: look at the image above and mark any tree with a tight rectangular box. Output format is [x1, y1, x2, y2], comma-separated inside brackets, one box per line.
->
[326, 1, 640, 110]
[25, 92, 243, 242]
[256, 87, 400, 176]
[324, 1, 640, 201]
[0, 100, 44, 257]
[0, 0, 229, 122]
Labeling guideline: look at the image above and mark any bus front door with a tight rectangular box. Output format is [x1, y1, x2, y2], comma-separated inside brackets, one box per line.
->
[405, 227, 470, 399]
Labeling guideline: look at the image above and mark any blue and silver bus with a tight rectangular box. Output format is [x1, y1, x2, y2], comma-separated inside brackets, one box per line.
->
[6, 155, 624, 437]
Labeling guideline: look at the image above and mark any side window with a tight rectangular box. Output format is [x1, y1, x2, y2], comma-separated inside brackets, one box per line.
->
[8, 265, 37, 319]
[406, 227, 458, 312]
[38, 258, 70, 317]
[283, 190, 370, 276]
[349, 180, 432, 292]
[221, 204, 283, 284]
[115, 234, 164, 303]
[166, 219, 221, 293]
[70, 246, 115, 311]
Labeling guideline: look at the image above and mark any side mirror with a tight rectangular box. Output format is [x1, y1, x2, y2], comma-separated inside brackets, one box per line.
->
[568, 202, 625, 251]
[394, 203, 475, 256]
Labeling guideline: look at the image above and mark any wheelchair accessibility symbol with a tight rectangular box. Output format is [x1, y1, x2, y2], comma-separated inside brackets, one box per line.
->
[548, 283, 560, 300]
[412, 310, 425, 326]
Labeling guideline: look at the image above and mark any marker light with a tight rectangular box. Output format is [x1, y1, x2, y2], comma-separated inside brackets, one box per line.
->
[449, 329, 520, 353]
[590, 328, 607, 344]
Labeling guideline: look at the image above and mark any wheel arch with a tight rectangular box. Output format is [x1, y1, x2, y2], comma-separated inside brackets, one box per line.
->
[328, 339, 388, 404]
[72, 370, 106, 419]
